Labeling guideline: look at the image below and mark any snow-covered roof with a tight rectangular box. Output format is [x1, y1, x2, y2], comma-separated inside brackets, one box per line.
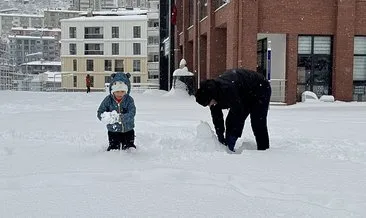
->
[21, 61, 61, 66]
[0, 13, 43, 18]
[79, 8, 148, 16]
[8, 35, 55, 40]
[62, 15, 147, 22]
[11, 27, 61, 32]
[44, 9, 82, 13]
[173, 67, 194, 76]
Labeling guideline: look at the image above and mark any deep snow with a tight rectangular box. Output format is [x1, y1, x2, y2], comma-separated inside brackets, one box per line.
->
[1, 90, 366, 217]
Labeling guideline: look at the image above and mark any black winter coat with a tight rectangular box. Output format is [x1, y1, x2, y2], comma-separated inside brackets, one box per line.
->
[209, 68, 271, 137]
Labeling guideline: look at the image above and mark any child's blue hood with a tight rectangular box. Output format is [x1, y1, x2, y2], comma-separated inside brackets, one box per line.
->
[109, 72, 131, 94]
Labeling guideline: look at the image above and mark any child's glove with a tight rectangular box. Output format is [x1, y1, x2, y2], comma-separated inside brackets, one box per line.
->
[101, 111, 120, 124]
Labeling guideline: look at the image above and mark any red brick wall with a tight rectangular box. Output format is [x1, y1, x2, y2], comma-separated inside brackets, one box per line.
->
[258, 0, 337, 34]
[355, 1, 366, 34]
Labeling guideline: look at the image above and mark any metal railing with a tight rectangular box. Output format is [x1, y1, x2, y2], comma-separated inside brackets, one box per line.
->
[269, 79, 286, 103]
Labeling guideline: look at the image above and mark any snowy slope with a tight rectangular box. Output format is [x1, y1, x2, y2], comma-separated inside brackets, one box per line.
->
[1, 90, 366, 217]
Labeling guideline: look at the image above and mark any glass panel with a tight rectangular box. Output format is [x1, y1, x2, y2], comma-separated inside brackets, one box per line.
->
[313, 55, 331, 83]
[314, 36, 331, 54]
[298, 36, 312, 54]
[313, 85, 329, 96]
[297, 56, 312, 84]
[353, 56, 366, 81]
[354, 37, 366, 55]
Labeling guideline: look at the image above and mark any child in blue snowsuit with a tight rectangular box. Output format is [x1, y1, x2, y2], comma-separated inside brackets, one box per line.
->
[97, 73, 136, 151]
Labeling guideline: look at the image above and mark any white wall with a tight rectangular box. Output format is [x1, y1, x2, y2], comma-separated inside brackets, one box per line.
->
[257, 33, 286, 102]
[257, 33, 286, 80]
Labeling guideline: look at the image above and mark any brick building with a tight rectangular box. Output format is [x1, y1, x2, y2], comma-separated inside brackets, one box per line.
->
[174, 0, 366, 104]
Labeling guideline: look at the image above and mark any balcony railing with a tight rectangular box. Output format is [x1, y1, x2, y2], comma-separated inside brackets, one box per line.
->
[213, 0, 227, 10]
[85, 50, 104, 55]
[84, 34, 103, 39]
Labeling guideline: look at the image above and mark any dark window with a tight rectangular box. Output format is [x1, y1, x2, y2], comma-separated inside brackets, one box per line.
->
[133, 26, 141, 38]
[105, 60, 112, 71]
[84, 27, 103, 39]
[105, 76, 111, 84]
[73, 75, 77, 87]
[69, 27, 76, 38]
[133, 60, 141, 71]
[85, 43, 103, 55]
[112, 43, 119, 55]
[133, 76, 141, 83]
[133, 43, 141, 55]
[115, 60, 124, 72]
[86, 59, 94, 71]
[69, 43, 76, 55]
[112, 27, 119, 38]
[73, 59, 77, 71]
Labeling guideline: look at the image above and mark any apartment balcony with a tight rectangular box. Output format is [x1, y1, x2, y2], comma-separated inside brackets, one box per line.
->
[147, 61, 159, 70]
[147, 44, 159, 53]
[147, 12, 159, 19]
[148, 27, 159, 36]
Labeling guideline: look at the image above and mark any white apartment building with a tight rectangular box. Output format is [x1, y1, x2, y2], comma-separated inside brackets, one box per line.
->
[60, 14, 148, 91]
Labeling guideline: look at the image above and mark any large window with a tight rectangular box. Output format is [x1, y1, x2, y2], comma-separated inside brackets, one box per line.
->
[105, 60, 112, 71]
[69, 43, 76, 55]
[112, 43, 119, 55]
[353, 36, 366, 101]
[84, 27, 103, 39]
[133, 43, 141, 55]
[86, 60, 94, 71]
[133, 60, 141, 71]
[73, 59, 77, 71]
[112, 27, 119, 38]
[85, 43, 103, 55]
[115, 60, 124, 72]
[297, 36, 332, 100]
[69, 27, 76, 38]
[133, 26, 141, 38]
[73, 75, 77, 87]
[133, 76, 141, 83]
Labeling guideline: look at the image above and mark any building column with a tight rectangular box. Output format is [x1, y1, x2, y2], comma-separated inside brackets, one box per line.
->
[333, 0, 356, 101]
[237, 0, 258, 71]
[285, 34, 298, 105]
[226, 0, 239, 69]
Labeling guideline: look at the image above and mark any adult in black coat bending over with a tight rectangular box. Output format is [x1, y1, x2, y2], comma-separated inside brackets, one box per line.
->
[195, 68, 272, 152]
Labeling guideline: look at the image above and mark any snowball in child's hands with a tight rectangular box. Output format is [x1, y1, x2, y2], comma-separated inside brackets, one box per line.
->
[101, 110, 119, 124]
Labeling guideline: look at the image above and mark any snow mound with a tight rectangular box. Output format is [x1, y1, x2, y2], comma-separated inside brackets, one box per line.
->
[163, 87, 190, 98]
[301, 91, 319, 102]
[193, 121, 225, 152]
[320, 95, 335, 102]
[142, 89, 168, 96]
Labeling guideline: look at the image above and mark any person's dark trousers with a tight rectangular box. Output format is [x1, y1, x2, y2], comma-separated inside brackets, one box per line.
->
[250, 83, 271, 150]
[107, 130, 136, 151]
[86, 86, 90, 93]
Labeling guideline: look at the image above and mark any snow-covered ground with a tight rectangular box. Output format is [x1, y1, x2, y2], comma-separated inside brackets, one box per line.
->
[1, 90, 366, 217]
